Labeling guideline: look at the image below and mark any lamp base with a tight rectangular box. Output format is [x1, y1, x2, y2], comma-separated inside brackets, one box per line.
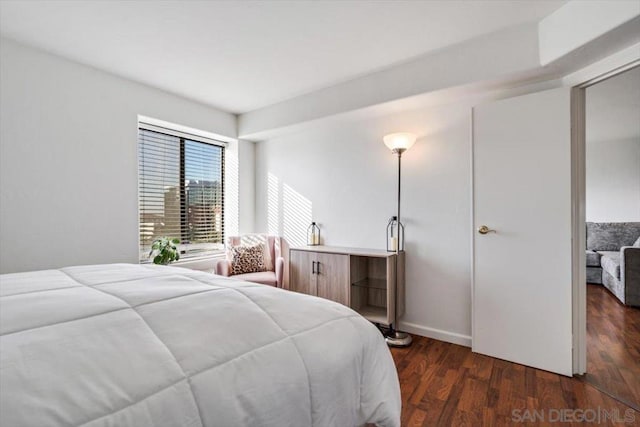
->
[385, 330, 413, 347]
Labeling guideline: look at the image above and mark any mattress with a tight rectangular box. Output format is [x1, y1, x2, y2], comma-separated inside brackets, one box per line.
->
[0, 264, 401, 427]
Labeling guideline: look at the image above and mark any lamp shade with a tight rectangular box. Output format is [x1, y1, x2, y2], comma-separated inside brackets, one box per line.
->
[383, 132, 417, 152]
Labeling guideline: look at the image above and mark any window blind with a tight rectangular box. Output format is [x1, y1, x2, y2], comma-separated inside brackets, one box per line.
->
[138, 128, 224, 262]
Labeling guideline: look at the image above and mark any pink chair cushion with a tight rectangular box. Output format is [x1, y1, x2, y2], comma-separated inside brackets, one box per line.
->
[218, 235, 284, 287]
[231, 271, 278, 287]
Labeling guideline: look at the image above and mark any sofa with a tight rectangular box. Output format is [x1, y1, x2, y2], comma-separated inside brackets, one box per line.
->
[586, 222, 640, 307]
[215, 234, 284, 287]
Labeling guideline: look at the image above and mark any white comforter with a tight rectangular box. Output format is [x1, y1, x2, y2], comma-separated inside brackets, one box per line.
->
[0, 264, 400, 427]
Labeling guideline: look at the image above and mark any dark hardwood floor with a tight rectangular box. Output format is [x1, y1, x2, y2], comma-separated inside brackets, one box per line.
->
[390, 285, 640, 426]
[584, 284, 640, 410]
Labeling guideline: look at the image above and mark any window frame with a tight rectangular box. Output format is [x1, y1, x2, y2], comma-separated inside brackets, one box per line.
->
[138, 121, 227, 262]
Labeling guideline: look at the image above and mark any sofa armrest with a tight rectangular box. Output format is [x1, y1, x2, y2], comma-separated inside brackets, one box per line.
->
[215, 259, 232, 277]
[620, 246, 640, 306]
[275, 256, 285, 288]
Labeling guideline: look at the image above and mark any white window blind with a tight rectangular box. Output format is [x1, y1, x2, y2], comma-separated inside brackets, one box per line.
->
[138, 127, 224, 262]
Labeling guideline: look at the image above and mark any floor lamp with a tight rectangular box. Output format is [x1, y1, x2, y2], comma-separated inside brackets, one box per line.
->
[383, 132, 416, 347]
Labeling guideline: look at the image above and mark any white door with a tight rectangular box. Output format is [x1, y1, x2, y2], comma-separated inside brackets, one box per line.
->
[473, 87, 574, 376]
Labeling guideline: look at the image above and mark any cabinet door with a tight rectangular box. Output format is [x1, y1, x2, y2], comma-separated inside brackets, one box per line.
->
[289, 250, 316, 296]
[316, 253, 349, 306]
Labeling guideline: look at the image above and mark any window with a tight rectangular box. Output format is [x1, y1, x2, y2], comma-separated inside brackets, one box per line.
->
[138, 124, 225, 262]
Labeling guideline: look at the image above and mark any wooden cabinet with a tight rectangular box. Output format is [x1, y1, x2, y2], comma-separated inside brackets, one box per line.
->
[316, 252, 349, 305]
[289, 249, 315, 295]
[350, 254, 400, 326]
[289, 246, 404, 326]
[289, 249, 349, 306]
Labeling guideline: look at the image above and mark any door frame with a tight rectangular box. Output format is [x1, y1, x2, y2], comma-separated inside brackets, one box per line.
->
[570, 59, 640, 375]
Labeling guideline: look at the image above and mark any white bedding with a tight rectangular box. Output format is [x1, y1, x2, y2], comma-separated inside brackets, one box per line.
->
[0, 264, 401, 427]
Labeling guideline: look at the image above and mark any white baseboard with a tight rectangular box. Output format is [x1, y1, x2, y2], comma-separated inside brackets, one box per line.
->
[398, 321, 472, 348]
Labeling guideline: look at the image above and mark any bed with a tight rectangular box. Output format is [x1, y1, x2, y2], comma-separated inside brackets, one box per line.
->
[0, 264, 401, 427]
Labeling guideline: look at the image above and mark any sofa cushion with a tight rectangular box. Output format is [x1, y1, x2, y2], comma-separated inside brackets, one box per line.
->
[587, 222, 640, 251]
[231, 271, 277, 287]
[586, 250, 601, 267]
[599, 251, 621, 280]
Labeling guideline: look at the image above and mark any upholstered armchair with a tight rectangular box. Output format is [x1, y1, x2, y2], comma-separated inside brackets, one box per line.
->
[215, 235, 284, 287]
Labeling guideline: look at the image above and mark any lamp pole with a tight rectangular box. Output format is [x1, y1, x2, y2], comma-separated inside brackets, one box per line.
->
[396, 148, 403, 233]
[386, 147, 412, 347]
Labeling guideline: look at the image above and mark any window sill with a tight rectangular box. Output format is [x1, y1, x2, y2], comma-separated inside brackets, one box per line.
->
[142, 252, 226, 273]
[175, 252, 226, 263]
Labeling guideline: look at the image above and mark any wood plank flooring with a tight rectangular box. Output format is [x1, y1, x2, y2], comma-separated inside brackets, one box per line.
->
[584, 284, 640, 410]
[390, 285, 640, 426]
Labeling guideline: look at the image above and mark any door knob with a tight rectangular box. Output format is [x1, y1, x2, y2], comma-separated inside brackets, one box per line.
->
[478, 225, 496, 235]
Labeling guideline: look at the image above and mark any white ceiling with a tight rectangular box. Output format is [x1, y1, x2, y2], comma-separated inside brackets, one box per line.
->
[0, 0, 565, 114]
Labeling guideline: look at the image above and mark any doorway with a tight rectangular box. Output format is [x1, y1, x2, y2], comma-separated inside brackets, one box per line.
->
[470, 62, 639, 379]
[581, 66, 640, 409]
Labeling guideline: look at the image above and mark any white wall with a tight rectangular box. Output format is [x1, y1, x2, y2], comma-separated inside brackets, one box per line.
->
[586, 138, 640, 221]
[585, 67, 640, 222]
[238, 139, 256, 234]
[255, 104, 472, 345]
[0, 38, 254, 273]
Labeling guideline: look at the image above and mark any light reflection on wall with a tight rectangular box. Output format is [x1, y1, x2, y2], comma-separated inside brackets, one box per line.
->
[283, 184, 313, 247]
[267, 172, 312, 248]
[267, 172, 280, 236]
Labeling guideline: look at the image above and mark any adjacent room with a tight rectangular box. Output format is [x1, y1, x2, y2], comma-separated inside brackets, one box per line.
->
[1, 1, 639, 426]
[583, 66, 640, 409]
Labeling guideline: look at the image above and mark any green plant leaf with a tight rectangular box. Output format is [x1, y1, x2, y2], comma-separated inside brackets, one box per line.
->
[149, 236, 183, 264]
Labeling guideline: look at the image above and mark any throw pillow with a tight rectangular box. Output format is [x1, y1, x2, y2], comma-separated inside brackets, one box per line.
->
[634, 236, 640, 248]
[230, 243, 266, 275]
[241, 234, 274, 271]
